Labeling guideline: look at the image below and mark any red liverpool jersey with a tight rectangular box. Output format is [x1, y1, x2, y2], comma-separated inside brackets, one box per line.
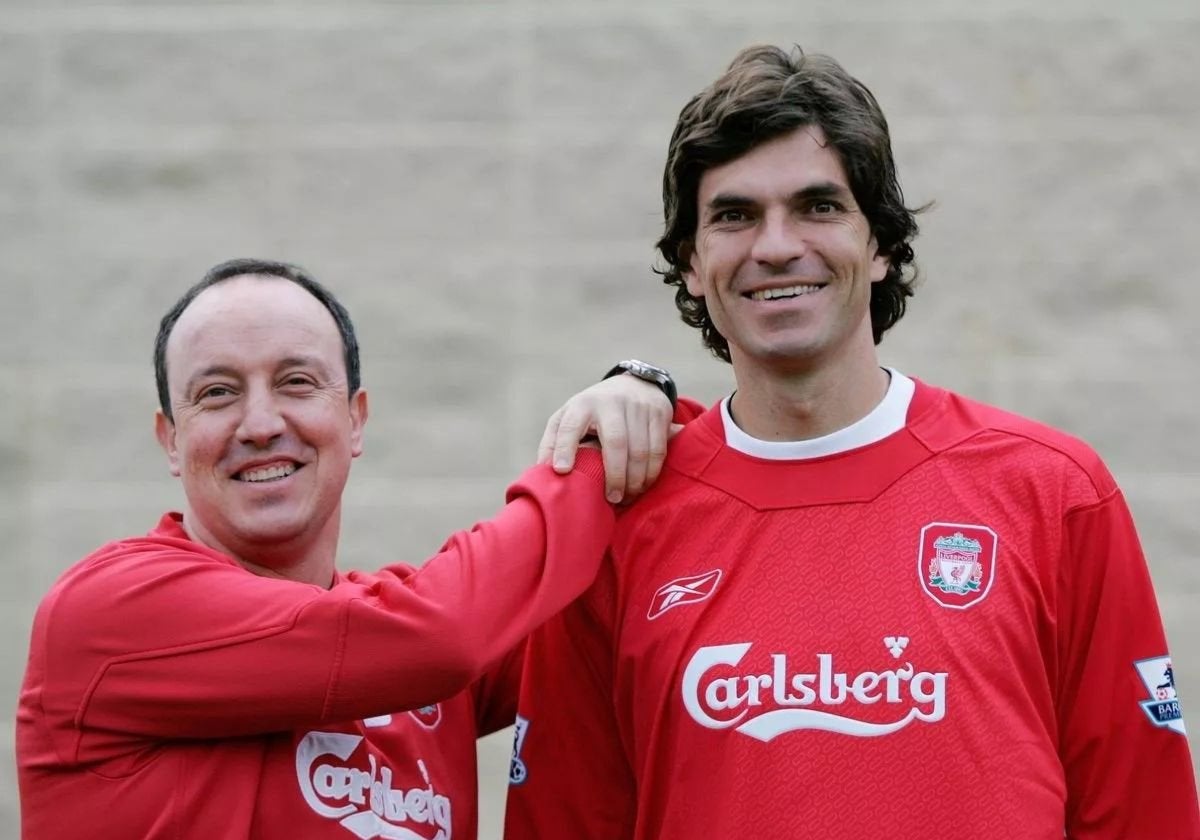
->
[18, 455, 613, 840]
[506, 381, 1199, 840]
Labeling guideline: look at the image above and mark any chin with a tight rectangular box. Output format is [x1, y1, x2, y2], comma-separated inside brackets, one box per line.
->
[746, 339, 825, 366]
[228, 511, 316, 548]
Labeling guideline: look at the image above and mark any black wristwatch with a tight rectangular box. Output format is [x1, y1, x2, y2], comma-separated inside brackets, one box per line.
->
[602, 359, 678, 410]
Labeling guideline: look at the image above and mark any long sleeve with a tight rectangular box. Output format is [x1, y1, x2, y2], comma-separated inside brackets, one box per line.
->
[24, 453, 614, 766]
[504, 560, 637, 840]
[1056, 488, 1199, 838]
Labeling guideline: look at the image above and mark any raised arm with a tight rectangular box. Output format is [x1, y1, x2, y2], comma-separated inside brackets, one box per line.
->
[28, 454, 614, 756]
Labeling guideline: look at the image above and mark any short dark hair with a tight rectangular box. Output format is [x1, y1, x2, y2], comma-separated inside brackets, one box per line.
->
[656, 45, 923, 362]
[154, 258, 361, 421]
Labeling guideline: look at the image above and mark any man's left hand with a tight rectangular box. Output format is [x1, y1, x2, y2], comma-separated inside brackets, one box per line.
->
[538, 375, 679, 504]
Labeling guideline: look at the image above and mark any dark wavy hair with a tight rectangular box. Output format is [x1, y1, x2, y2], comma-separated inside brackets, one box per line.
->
[656, 45, 923, 362]
[154, 258, 361, 422]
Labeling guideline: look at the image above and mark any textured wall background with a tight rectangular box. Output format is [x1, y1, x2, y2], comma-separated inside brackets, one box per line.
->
[3, 1, 1199, 837]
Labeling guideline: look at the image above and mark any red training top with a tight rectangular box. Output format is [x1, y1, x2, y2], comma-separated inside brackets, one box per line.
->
[507, 383, 1200, 840]
[19, 452, 613, 840]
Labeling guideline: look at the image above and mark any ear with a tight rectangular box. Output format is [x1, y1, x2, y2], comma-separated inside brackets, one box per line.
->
[349, 389, 369, 458]
[681, 243, 705, 297]
[869, 239, 889, 284]
[154, 410, 181, 477]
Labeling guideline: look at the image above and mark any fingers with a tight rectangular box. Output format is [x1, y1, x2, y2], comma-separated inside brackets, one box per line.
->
[536, 373, 676, 500]
[620, 395, 672, 501]
[596, 412, 629, 504]
[621, 401, 650, 502]
[537, 408, 564, 467]
[550, 403, 595, 473]
[644, 408, 670, 489]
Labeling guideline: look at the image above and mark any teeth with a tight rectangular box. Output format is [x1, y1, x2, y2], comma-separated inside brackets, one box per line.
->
[749, 284, 823, 301]
[239, 464, 297, 483]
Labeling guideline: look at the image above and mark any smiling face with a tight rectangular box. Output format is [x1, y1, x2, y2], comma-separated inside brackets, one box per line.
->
[155, 275, 367, 573]
[684, 125, 889, 376]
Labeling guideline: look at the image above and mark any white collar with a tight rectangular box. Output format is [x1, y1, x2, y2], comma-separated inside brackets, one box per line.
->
[721, 368, 915, 460]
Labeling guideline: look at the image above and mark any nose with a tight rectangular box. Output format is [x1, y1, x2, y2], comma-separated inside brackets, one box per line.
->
[749, 208, 806, 270]
[235, 388, 287, 448]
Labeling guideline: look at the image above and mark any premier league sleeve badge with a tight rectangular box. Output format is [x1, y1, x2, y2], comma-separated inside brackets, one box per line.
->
[1134, 656, 1187, 735]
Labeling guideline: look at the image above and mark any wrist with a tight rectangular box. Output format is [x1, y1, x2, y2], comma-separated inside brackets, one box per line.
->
[602, 359, 677, 410]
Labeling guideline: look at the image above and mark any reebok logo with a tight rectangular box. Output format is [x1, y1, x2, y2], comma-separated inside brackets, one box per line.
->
[648, 570, 723, 620]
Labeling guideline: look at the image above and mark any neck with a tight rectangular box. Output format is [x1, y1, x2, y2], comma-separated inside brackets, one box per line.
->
[181, 509, 339, 588]
[728, 344, 888, 442]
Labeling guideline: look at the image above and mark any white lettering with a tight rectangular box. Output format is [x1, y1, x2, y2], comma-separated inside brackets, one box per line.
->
[705, 677, 744, 711]
[681, 643, 753, 729]
[405, 788, 431, 823]
[385, 788, 406, 822]
[852, 671, 882, 703]
[369, 760, 388, 817]
[295, 731, 454, 838]
[817, 654, 849, 704]
[297, 732, 362, 819]
[350, 767, 372, 806]
[789, 673, 818, 705]
[315, 764, 352, 800]
[683, 643, 949, 742]
[910, 671, 947, 720]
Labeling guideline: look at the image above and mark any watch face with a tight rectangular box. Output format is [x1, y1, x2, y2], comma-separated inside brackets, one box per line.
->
[606, 360, 676, 407]
[627, 360, 666, 382]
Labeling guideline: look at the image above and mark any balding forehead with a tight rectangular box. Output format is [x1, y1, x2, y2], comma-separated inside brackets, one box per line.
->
[172, 274, 336, 335]
[165, 275, 348, 394]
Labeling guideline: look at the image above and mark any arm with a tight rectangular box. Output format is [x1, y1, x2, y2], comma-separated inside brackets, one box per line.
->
[37, 453, 614, 751]
[503, 563, 636, 839]
[1057, 489, 1199, 838]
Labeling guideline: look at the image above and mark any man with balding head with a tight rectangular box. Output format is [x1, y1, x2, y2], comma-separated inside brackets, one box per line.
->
[17, 258, 679, 839]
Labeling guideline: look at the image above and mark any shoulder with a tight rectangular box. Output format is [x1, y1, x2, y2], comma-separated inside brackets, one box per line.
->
[61, 517, 230, 587]
[23, 524, 224, 677]
[913, 382, 1118, 500]
[32, 525, 225, 633]
[49, 526, 205, 594]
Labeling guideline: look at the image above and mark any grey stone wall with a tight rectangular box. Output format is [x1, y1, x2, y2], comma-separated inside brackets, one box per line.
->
[3, 1, 1198, 837]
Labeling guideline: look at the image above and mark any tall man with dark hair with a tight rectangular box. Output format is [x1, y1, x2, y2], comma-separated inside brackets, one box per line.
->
[506, 46, 1199, 838]
[16, 258, 679, 839]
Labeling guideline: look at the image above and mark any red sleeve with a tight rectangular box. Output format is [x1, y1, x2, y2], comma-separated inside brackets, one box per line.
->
[31, 453, 614, 758]
[674, 395, 706, 425]
[504, 561, 636, 839]
[1056, 489, 1200, 838]
[471, 640, 525, 737]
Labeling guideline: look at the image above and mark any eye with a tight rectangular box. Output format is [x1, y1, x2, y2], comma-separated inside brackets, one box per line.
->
[197, 384, 235, 401]
[712, 208, 751, 224]
[280, 374, 317, 391]
[809, 200, 842, 215]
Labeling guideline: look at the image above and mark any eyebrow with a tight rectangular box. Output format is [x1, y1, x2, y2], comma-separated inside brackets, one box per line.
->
[705, 181, 854, 212]
[183, 365, 241, 398]
[792, 181, 855, 202]
[182, 356, 332, 397]
[277, 355, 330, 376]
